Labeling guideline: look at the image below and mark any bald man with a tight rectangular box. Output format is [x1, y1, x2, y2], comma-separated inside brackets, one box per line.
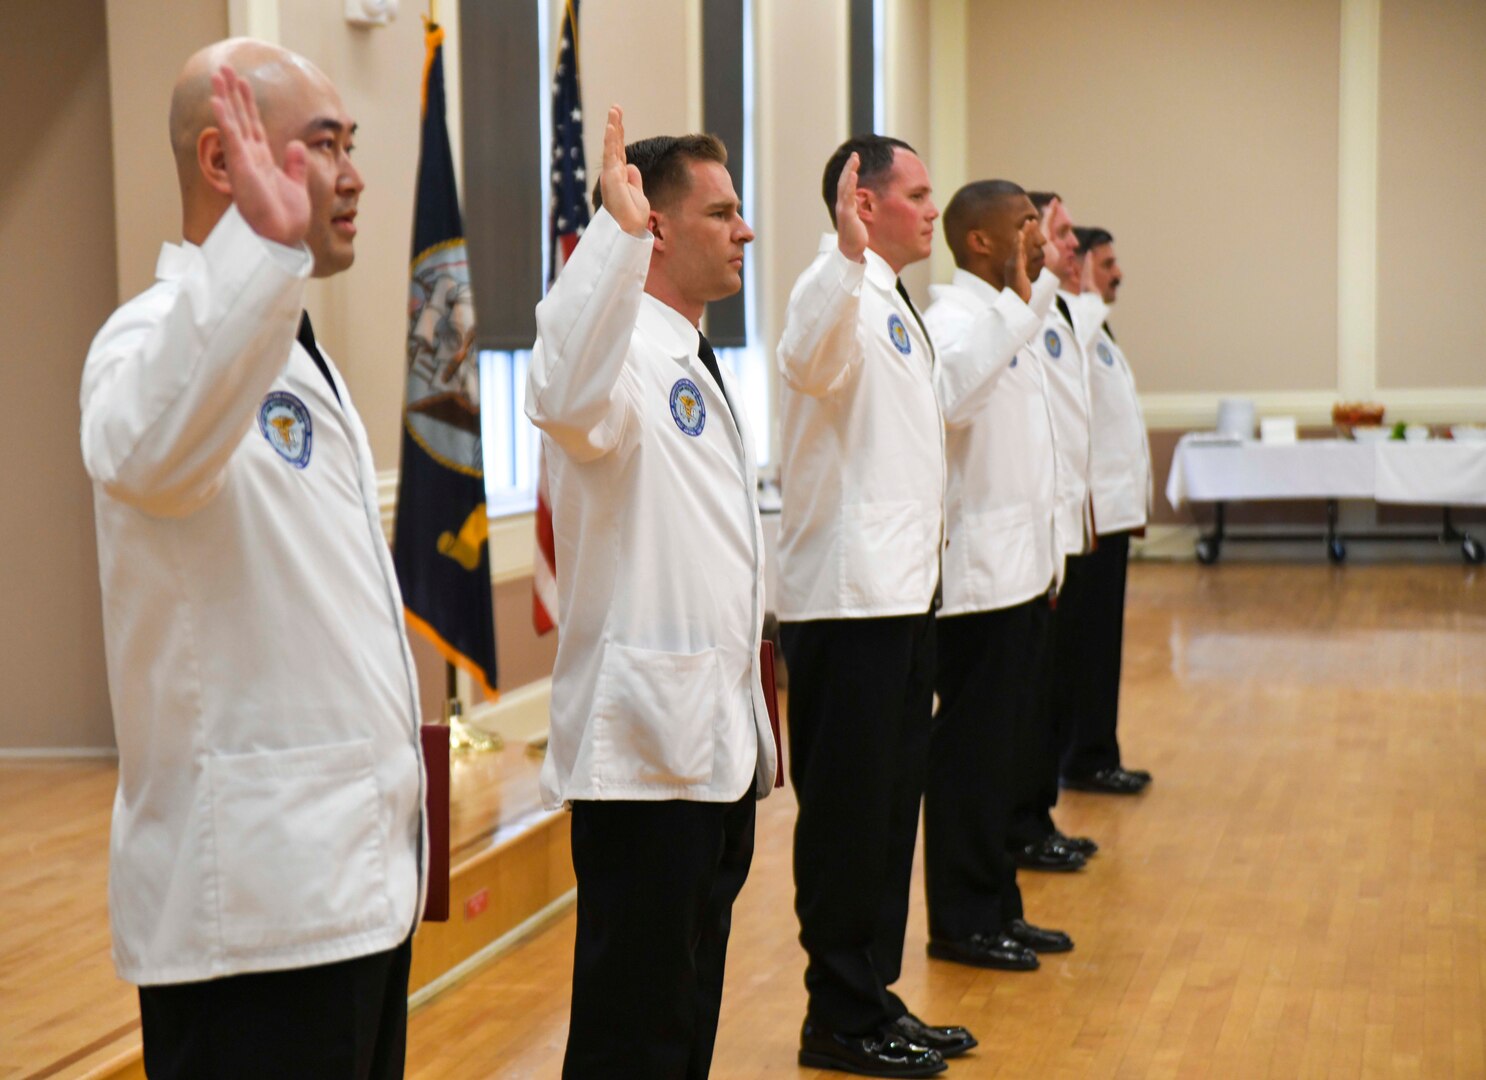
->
[80, 40, 425, 1079]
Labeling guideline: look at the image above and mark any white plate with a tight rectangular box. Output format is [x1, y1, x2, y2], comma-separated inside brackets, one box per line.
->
[1352, 426, 1390, 442]
[1451, 425, 1486, 442]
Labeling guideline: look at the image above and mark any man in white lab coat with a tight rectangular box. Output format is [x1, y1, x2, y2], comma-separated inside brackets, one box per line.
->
[1057, 225, 1154, 795]
[921, 180, 1079, 973]
[80, 41, 424, 1079]
[525, 107, 777, 1080]
[1000, 192, 1102, 871]
[776, 136, 973, 1078]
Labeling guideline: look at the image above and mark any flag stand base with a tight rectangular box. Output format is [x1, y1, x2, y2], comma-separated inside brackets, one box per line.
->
[446, 697, 502, 753]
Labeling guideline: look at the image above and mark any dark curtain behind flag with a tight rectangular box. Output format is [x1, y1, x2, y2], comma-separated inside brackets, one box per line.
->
[393, 19, 498, 697]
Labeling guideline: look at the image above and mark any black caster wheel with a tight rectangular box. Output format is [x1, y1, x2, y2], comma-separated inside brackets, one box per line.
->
[1327, 538, 1347, 564]
[1195, 538, 1220, 565]
[1463, 536, 1484, 564]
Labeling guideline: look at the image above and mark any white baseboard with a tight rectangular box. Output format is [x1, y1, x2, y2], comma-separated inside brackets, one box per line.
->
[466, 676, 551, 746]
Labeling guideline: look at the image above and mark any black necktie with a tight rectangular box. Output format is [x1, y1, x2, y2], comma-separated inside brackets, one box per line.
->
[895, 278, 930, 350]
[1055, 294, 1074, 328]
[297, 311, 341, 405]
[695, 331, 736, 426]
[1103, 321, 1116, 343]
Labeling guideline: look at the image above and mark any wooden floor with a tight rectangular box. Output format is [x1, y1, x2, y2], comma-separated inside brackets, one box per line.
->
[404, 563, 1486, 1078]
[5, 562, 1484, 1078]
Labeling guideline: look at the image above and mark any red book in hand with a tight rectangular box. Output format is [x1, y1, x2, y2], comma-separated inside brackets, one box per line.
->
[760, 641, 784, 788]
[419, 725, 450, 922]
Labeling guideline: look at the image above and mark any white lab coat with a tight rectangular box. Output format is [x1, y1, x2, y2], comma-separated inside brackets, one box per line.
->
[1037, 292, 1096, 556]
[1068, 296, 1153, 534]
[775, 237, 944, 621]
[80, 207, 425, 986]
[525, 208, 775, 807]
[927, 269, 1065, 615]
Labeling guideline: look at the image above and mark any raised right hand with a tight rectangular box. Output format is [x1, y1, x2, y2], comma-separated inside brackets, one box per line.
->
[1039, 197, 1065, 278]
[600, 105, 650, 237]
[209, 65, 310, 248]
[1008, 219, 1036, 302]
[835, 153, 868, 263]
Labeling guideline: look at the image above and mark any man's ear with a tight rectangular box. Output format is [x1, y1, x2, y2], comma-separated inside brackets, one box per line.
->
[197, 128, 232, 196]
[855, 185, 875, 226]
[649, 211, 664, 248]
[966, 229, 993, 257]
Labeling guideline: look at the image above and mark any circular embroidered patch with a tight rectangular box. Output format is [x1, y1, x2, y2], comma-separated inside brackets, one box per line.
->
[1097, 342, 1115, 367]
[1044, 328, 1063, 359]
[670, 378, 707, 436]
[258, 391, 313, 468]
[888, 313, 912, 355]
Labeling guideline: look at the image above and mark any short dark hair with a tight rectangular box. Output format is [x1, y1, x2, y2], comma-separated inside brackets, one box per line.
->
[1028, 191, 1061, 214]
[942, 180, 1026, 268]
[592, 133, 728, 214]
[821, 134, 916, 227]
[1075, 226, 1114, 254]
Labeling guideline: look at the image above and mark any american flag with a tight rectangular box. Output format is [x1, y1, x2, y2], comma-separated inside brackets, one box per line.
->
[532, 0, 589, 636]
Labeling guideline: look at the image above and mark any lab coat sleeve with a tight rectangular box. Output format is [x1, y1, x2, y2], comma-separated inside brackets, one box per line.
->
[526, 207, 653, 462]
[776, 246, 868, 397]
[1029, 268, 1060, 321]
[932, 288, 1042, 429]
[79, 205, 311, 517]
[1070, 291, 1109, 352]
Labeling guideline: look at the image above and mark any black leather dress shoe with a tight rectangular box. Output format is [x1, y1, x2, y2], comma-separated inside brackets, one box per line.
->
[891, 1013, 978, 1059]
[1051, 829, 1099, 857]
[1126, 766, 1153, 782]
[927, 932, 1039, 971]
[799, 1020, 946, 1077]
[1004, 918, 1074, 953]
[1011, 835, 1087, 872]
[1062, 767, 1150, 795]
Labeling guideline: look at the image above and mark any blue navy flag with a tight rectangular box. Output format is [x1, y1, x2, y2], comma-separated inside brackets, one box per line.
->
[534, 0, 589, 636]
[393, 19, 498, 697]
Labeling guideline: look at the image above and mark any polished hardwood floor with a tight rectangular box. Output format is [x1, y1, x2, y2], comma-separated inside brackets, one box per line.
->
[5, 562, 1484, 1078]
[404, 563, 1486, 1078]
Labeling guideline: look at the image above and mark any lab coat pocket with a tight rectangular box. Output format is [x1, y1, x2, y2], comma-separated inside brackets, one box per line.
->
[954, 503, 1035, 595]
[839, 501, 933, 606]
[591, 642, 720, 786]
[207, 739, 391, 956]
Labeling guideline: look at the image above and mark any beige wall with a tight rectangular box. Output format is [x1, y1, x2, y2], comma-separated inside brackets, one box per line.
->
[0, 0, 119, 748]
[961, 0, 1342, 399]
[1376, 0, 1486, 392]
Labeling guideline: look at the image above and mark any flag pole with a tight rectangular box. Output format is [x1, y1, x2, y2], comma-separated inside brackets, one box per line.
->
[444, 660, 501, 752]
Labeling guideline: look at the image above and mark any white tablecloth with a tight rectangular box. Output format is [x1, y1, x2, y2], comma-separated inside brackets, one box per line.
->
[1167, 436, 1486, 509]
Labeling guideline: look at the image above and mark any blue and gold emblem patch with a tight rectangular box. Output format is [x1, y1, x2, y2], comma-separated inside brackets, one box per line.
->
[1097, 342, 1115, 367]
[258, 391, 313, 468]
[670, 378, 707, 437]
[888, 313, 912, 355]
[1044, 328, 1063, 359]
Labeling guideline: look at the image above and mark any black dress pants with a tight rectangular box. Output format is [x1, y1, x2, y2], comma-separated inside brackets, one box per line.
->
[563, 790, 756, 1080]
[924, 598, 1051, 942]
[1005, 569, 1071, 850]
[138, 935, 413, 1080]
[782, 612, 935, 1035]
[1059, 531, 1133, 777]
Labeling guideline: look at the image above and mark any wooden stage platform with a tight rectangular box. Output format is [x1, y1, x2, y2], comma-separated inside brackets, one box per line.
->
[6, 562, 1486, 1078]
[2, 732, 573, 1079]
